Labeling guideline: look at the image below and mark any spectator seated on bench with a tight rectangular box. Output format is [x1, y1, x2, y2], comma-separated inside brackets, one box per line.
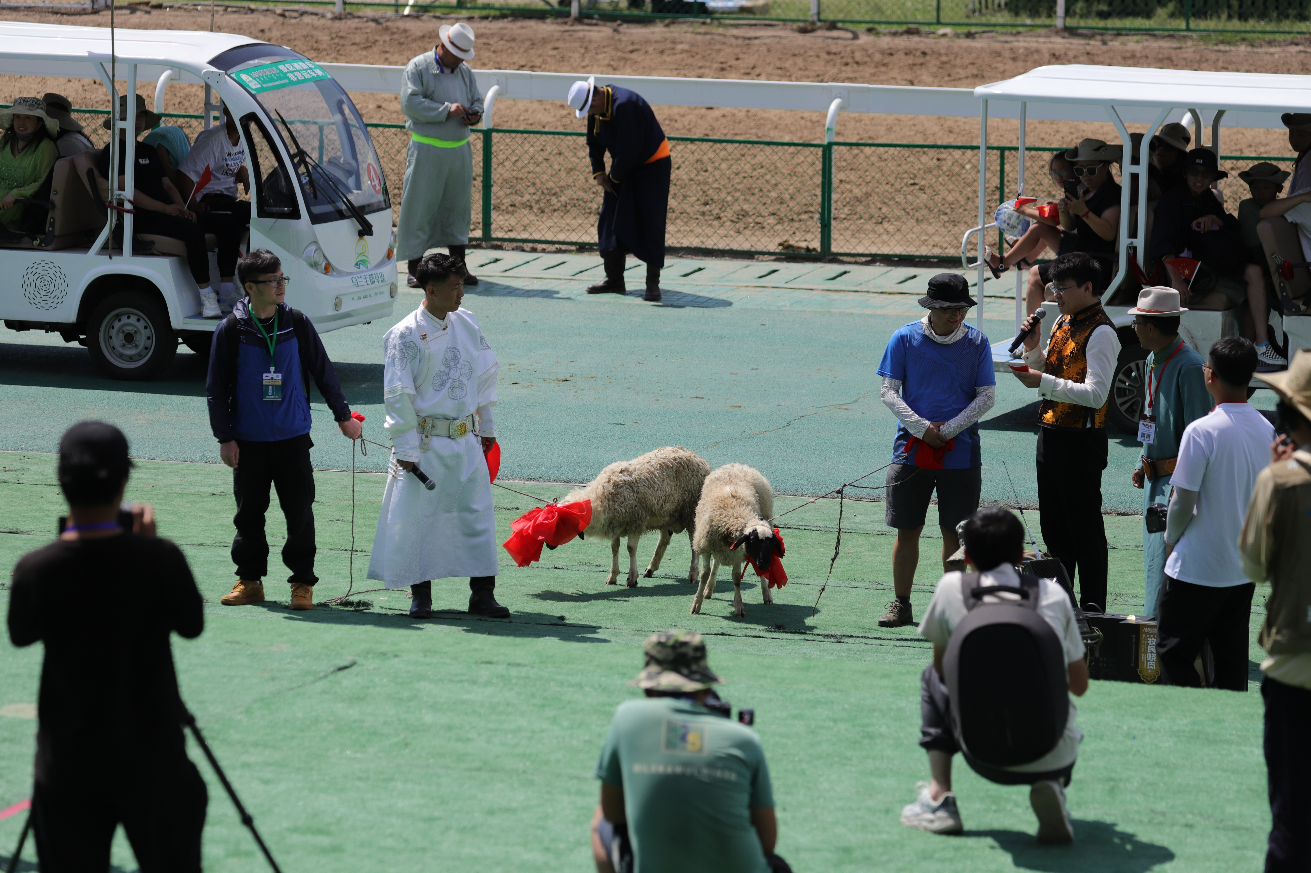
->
[1236, 163, 1291, 369]
[986, 151, 1074, 279]
[42, 93, 94, 159]
[1255, 113, 1311, 315]
[1150, 123, 1192, 198]
[900, 507, 1089, 844]
[0, 97, 58, 234]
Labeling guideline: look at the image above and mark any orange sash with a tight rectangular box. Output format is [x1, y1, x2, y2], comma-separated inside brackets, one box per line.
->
[646, 138, 671, 164]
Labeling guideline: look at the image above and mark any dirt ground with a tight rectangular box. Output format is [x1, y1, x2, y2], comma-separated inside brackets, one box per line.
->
[4, 7, 1306, 153]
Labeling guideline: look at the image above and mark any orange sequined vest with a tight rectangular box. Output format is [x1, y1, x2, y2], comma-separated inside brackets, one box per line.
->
[1038, 303, 1115, 429]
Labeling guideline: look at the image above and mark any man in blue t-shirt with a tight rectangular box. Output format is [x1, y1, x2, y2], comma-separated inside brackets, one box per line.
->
[591, 631, 788, 873]
[876, 273, 996, 628]
[205, 250, 362, 611]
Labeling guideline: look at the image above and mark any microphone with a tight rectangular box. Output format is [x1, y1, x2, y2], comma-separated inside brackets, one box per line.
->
[408, 466, 437, 491]
[1008, 307, 1047, 354]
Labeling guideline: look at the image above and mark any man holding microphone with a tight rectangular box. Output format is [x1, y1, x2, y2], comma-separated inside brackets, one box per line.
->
[1012, 252, 1120, 613]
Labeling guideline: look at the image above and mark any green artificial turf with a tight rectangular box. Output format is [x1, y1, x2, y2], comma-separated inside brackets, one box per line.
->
[0, 452, 1269, 872]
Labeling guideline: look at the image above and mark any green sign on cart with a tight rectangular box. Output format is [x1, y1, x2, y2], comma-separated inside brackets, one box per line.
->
[235, 60, 331, 94]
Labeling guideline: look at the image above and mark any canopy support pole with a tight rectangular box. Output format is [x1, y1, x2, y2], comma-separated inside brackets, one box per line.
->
[977, 98, 988, 329]
[1015, 100, 1026, 333]
[1106, 104, 1171, 300]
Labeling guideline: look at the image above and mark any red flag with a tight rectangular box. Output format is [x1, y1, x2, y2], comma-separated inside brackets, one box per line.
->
[186, 165, 212, 207]
[1165, 257, 1202, 282]
[1037, 202, 1058, 221]
[502, 499, 592, 567]
[1127, 253, 1151, 286]
[740, 528, 788, 589]
[1013, 197, 1038, 208]
[484, 441, 501, 483]
[903, 434, 955, 470]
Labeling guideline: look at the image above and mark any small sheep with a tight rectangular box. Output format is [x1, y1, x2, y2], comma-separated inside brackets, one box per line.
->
[690, 463, 778, 617]
[563, 446, 711, 588]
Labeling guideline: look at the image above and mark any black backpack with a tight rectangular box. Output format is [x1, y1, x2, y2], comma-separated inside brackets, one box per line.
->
[944, 572, 1069, 768]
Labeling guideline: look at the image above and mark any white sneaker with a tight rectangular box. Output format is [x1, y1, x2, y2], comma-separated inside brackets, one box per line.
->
[900, 781, 963, 835]
[200, 290, 222, 319]
[1256, 342, 1288, 372]
[1030, 779, 1075, 843]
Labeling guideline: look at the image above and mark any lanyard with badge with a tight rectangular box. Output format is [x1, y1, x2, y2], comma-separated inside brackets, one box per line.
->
[1139, 339, 1183, 443]
[254, 310, 282, 401]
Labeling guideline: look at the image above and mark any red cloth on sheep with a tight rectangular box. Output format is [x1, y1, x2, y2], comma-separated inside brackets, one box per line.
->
[741, 528, 788, 589]
[903, 434, 955, 470]
[502, 499, 592, 567]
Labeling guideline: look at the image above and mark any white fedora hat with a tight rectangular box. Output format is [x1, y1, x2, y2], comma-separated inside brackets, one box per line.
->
[439, 22, 475, 61]
[1128, 285, 1188, 316]
[567, 77, 595, 120]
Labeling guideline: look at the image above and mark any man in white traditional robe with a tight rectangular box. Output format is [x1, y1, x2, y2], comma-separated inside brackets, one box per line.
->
[367, 252, 508, 618]
[397, 22, 484, 289]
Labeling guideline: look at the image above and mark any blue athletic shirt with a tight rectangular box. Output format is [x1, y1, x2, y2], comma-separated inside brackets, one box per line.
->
[876, 320, 995, 469]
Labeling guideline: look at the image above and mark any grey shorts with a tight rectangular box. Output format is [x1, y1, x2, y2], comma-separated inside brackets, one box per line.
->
[884, 464, 982, 531]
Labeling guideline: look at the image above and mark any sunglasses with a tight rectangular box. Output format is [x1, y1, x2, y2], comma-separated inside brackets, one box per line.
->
[1071, 164, 1105, 177]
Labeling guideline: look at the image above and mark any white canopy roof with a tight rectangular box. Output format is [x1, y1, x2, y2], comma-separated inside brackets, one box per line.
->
[975, 64, 1311, 118]
[0, 22, 263, 82]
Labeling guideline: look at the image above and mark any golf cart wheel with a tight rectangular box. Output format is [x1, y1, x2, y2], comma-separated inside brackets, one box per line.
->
[87, 290, 177, 381]
[1108, 341, 1149, 434]
[181, 331, 215, 358]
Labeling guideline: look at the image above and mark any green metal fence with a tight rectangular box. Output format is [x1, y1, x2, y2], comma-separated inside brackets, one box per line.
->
[161, 0, 1311, 36]
[61, 108, 1298, 260]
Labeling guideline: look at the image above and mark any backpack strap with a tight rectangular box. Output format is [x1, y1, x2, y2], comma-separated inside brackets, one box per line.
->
[960, 569, 1043, 612]
[288, 307, 313, 398]
[223, 310, 241, 386]
[959, 572, 981, 611]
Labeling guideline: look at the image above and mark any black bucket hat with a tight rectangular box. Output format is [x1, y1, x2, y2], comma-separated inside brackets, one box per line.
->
[919, 273, 977, 309]
[1185, 148, 1227, 180]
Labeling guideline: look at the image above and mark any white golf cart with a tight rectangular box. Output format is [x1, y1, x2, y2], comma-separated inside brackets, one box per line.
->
[0, 23, 398, 379]
[963, 64, 1311, 432]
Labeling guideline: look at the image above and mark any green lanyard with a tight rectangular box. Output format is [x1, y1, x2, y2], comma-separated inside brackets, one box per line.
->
[253, 309, 279, 367]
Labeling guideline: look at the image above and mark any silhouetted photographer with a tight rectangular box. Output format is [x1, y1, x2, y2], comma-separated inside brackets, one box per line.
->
[7, 421, 207, 872]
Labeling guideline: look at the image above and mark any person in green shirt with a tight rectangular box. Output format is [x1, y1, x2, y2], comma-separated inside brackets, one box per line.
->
[592, 630, 787, 873]
[0, 96, 59, 231]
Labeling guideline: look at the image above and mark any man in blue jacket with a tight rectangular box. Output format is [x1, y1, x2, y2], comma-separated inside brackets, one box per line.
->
[567, 78, 671, 303]
[206, 249, 362, 611]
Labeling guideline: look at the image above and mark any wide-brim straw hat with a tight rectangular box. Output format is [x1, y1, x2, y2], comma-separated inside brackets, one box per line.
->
[1256, 349, 1311, 424]
[1065, 138, 1123, 163]
[567, 76, 596, 120]
[439, 22, 475, 61]
[0, 96, 59, 139]
[101, 94, 162, 131]
[629, 630, 724, 693]
[1127, 286, 1188, 316]
[1152, 122, 1192, 153]
[1282, 113, 1311, 134]
[41, 92, 82, 133]
[1239, 161, 1291, 186]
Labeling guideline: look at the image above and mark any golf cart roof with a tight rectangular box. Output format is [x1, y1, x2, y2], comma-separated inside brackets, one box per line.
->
[975, 64, 1311, 118]
[0, 22, 262, 80]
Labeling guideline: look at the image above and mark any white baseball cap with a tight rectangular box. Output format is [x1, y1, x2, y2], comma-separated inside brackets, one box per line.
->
[567, 77, 595, 120]
[439, 22, 475, 61]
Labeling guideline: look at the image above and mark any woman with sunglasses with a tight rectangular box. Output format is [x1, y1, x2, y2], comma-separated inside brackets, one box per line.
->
[986, 151, 1074, 279]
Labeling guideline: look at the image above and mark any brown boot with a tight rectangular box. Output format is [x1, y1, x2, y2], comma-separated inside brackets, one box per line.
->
[221, 580, 265, 606]
[450, 245, 478, 286]
[289, 583, 314, 611]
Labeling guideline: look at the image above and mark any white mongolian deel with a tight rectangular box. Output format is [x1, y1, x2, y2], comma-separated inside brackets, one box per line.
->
[0, 23, 397, 380]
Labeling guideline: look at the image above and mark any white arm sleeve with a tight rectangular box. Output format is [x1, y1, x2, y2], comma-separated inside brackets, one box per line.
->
[1038, 325, 1121, 408]
[880, 377, 929, 438]
[940, 385, 997, 440]
[1164, 486, 1200, 546]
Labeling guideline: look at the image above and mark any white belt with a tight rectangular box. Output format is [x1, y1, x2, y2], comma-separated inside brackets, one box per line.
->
[418, 414, 475, 439]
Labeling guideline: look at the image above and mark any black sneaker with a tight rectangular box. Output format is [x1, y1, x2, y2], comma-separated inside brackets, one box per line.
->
[878, 599, 914, 628]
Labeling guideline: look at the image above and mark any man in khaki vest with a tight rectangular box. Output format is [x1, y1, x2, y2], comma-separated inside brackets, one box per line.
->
[1241, 349, 1311, 873]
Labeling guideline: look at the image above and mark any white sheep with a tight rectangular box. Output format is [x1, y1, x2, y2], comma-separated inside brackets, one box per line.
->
[563, 446, 711, 588]
[690, 463, 779, 617]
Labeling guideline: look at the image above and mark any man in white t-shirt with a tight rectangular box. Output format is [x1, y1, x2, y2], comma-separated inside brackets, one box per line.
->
[177, 104, 251, 316]
[1160, 336, 1275, 690]
[901, 507, 1088, 844]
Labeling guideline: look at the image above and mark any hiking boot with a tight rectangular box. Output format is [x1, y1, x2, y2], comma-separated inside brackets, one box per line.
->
[878, 599, 914, 628]
[220, 580, 264, 606]
[1030, 780, 1074, 844]
[468, 576, 510, 618]
[900, 782, 963, 835]
[1257, 342, 1288, 372]
[289, 583, 314, 611]
[200, 289, 222, 319]
[410, 580, 432, 619]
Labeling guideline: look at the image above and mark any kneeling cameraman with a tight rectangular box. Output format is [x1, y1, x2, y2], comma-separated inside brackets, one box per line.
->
[591, 630, 788, 873]
[7, 421, 207, 871]
[901, 507, 1089, 843]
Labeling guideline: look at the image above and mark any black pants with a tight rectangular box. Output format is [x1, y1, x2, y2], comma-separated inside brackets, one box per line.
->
[598, 156, 669, 271]
[134, 209, 210, 286]
[1157, 576, 1254, 690]
[32, 759, 207, 873]
[232, 433, 317, 586]
[1264, 676, 1311, 872]
[1036, 427, 1109, 611]
[918, 664, 1075, 787]
[198, 194, 251, 278]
